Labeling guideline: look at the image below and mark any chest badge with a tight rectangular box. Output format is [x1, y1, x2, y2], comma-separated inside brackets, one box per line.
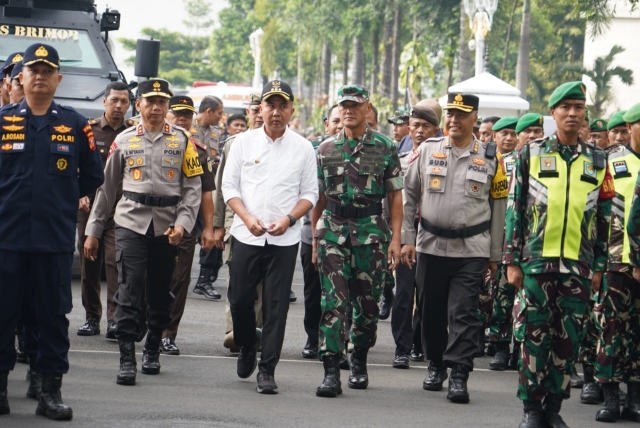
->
[613, 160, 628, 174]
[165, 142, 180, 148]
[127, 158, 134, 166]
[56, 158, 68, 171]
[128, 137, 142, 143]
[53, 125, 72, 134]
[430, 177, 442, 189]
[136, 157, 144, 165]
[540, 156, 556, 172]
[168, 169, 175, 179]
[470, 182, 480, 193]
[472, 158, 486, 166]
[165, 136, 180, 142]
[583, 162, 596, 177]
[132, 168, 142, 180]
[2, 124, 24, 132]
[431, 167, 442, 174]
[432, 152, 447, 159]
[1, 143, 12, 150]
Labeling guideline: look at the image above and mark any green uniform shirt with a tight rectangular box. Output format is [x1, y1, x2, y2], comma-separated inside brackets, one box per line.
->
[315, 128, 403, 247]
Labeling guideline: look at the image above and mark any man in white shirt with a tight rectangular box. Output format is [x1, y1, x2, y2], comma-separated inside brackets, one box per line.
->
[222, 80, 318, 394]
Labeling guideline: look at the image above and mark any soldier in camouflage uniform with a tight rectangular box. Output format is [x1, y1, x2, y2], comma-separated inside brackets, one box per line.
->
[503, 82, 614, 428]
[312, 85, 403, 397]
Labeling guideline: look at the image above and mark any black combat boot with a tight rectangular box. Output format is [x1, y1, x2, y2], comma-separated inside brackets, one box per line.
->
[194, 267, 221, 300]
[596, 382, 620, 422]
[581, 364, 603, 404]
[26, 357, 42, 400]
[141, 331, 161, 375]
[622, 382, 640, 422]
[508, 342, 521, 370]
[423, 361, 448, 391]
[0, 371, 9, 415]
[348, 348, 369, 389]
[569, 363, 584, 389]
[542, 394, 569, 428]
[35, 374, 73, 421]
[117, 340, 137, 385]
[16, 328, 29, 364]
[316, 354, 342, 397]
[447, 364, 470, 404]
[489, 343, 510, 371]
[518, 400, 543, 428]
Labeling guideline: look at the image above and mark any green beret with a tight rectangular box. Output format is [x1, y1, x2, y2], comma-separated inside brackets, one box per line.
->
[548, 81, 586, 108]
[492, 116, 518, 132]
[516, 113, 544, 134]
[589, 118, 608, 132]
[607, 111, 627, 130]
[623, 103, 640, 124]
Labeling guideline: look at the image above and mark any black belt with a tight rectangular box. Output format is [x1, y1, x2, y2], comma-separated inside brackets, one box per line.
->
[326, 200, 382, 218]
[123, 191, 180, 207]
[420, 218, 490, 239]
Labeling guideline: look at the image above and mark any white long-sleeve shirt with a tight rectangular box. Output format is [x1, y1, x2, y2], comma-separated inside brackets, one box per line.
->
[222, 126, 318, 246]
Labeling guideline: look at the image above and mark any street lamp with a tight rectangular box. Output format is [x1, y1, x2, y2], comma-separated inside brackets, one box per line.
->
[249, 28, 264, 89]
[463, 0, 499, 76]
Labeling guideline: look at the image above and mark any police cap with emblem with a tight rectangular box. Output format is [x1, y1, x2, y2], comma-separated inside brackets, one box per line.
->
[388, 109, 409, 125]
[22, 44, 60, 69]
[589, 118, 608, 132]
[137, 78, 173, 98]
[492, 116, 519, 132]
[623, 103, 640, 125]
[444, 93, 479, 113]
[261, 80, 294, 102]
[249, 92, 261, 106]
[337, 85, 369, 104]
[607, 111, 627, 130]
[548, 81, 586, 108]
[3, 52, 23, 74]
[169, 95, 196, 113]
[409, 106, 439, 127]
[10, 61, 23, 81]
[515, 113, 544, 134]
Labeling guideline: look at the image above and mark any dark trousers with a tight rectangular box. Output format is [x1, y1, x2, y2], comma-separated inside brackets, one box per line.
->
[77, 210, 118, 322]
[391, 259, 421, 355]
[0, 251, 73, 374]
[196, 212, 223, 273]
[416, 253, 486, 369]
[114, 224, 177, 341]
[228, 238, 298, 375]
[163, 230, 197, 341]
[300, 242, 321, 345]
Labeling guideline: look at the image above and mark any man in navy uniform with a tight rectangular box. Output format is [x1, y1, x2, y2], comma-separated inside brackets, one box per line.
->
[0, 43, 104, 420]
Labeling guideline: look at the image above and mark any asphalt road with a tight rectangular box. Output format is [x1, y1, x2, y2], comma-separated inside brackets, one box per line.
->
[3, 251, 629, 427]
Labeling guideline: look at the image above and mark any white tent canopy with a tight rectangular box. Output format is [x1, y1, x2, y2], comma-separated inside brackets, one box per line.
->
[438, 72, 530, 118]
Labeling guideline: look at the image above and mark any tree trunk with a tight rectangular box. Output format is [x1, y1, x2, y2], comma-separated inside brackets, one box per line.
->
[390, 2, 402, 109]
[370, 27, 379, 93]
[515, 0, 531, 98]
[321, 41, 331, 96]
[379, 6, 394, 98]
[500, 0, 520, 80]
[352, 35, 365, 85]
[458, 0, 472, 82]
[342, 36, 349, 86]
[296, 36, 305, 127]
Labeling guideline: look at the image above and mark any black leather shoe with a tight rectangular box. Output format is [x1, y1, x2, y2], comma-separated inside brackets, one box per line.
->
[542, 394, 569, 428]
[238, 345, 258, 379]
[161, 337, 180, 355]
[410, 345, 425, 362]
[447, 364, 470, 404]
[379, 291, 393, 320]
[0, 371, 9, 415]
[116, 340, 137, 386]
[423, 362, 447, 391]
[36, 374, 73, 421]
[348, 348, 369, 389]
[105, 320, 116, 341]
[301, 339, 318, 359]
[256, 370, 278, 394]
[317, 354, 342, 397]
[489, 345, 509, 371]
[289, 290, 297, 303]
[569, 363, 583, 389]
[77, 320, 100, 336]
[518, 400, 543, 428]
[596, 383, 620, 422]
[393, 354, 410, 369]
[196, 283, 222, 301]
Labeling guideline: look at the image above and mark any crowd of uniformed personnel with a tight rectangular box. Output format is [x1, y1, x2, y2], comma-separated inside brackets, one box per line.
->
[3, 42, 640, 428]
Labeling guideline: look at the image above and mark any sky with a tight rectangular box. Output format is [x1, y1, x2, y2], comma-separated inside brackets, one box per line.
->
[93, 0, 227, 81]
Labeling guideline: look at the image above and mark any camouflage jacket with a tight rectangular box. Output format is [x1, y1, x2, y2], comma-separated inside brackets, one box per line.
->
[502, 135, 613, 278]
[624, 148, 640, 268]
[315, 128, 403, 246]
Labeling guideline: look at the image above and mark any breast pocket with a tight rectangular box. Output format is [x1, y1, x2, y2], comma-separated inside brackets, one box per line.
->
[323, 162, 345, 196]
[161, 156, 181, 183]
[125, 154, 147, 182]
[358, 157, 385, 194]
[465, 169, 487, 198]
[49, 143, 75, 177]
[427, 166, 447, 193]
[0, 149, 26, 174]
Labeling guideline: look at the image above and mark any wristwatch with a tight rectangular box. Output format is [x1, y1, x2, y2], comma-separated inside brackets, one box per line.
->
[287, 214, 296, 227]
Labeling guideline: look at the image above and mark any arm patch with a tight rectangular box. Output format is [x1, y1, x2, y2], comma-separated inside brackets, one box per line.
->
[182, 138, 204, 177]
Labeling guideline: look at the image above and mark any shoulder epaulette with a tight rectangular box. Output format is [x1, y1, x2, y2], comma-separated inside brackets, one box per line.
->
[125, 118, 136, 127]
[425, 136, 445, 144]
[605, 143, 625, 154]
[88, 118, 99, 125]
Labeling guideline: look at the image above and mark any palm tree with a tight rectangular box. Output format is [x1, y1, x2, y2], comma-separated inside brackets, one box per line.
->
[515, 0, 530, 99]
[562, 45, 634, 117]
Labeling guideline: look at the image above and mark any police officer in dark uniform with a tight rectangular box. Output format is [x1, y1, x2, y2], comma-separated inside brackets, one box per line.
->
[0, 43, 104, 420]
[76, 81, 135, 339]
[1, 52, 23, 107]
[84, 79, 203, 386]
[161, 95, 216, 355]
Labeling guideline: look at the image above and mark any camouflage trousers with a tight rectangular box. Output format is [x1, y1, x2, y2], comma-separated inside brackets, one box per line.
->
[514, 273, 591, 401]
[594, 271, 640, 383]
[317, 240, 387, 359]
[488, 267, 516, 344]
[477, 271, 494, 327]
[576, 293, 599, 366]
